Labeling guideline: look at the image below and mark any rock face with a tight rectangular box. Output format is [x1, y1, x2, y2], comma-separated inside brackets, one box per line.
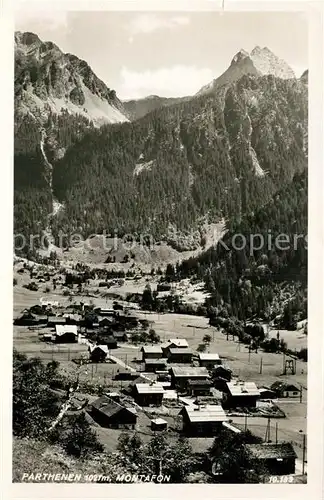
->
[197, 46, 296, 96]
[300, 69, 308, 84]
[14, 31, 129, 126]
[14, 40, 308, 253]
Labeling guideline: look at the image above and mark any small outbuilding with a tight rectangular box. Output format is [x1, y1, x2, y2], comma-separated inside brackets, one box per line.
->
[151, 418, 168, 431]
[246, 442, 297, 475]
[270, 381, 301, 398]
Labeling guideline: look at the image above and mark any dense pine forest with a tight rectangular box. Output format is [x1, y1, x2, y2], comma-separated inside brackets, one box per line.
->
[14, 74, 307, 250]
[174, 170, 307, 326]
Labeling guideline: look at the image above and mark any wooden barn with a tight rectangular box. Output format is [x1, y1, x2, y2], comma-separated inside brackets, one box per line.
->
[170, 367, 210, 391]
[180, 404, 228, 436]
[162, 338, 189, 357]
[270, 381, 301, 398]
[167, 348, 193, 364]
[222, 381, 260, 409]
[89, 396, 137, 429]
[144, 359, 168, 373]
[198, 353, 222, 370]
[89, 345, 109, 363]
[246, 443, 297, 475]
[134, 383, 165, 406]
[55, 325, 78, 343]
[187, 378, 212, 396]
[141, 345, 163, 362]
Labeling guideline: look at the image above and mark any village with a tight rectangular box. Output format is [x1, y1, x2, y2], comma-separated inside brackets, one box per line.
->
[13, 257, 308, 482]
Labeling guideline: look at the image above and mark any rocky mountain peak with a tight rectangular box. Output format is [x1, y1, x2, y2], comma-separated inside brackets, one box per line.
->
[15, 31, 129, 126]
[197, 46, 296, 96]
[249, 45, 295, 79]
[300, 69, 308, 84]
[15, 31, 41, 46]
[231, 49, 249, 65]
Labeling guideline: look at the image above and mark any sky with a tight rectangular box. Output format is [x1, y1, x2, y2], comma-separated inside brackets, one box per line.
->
[15, 10, 308, 100]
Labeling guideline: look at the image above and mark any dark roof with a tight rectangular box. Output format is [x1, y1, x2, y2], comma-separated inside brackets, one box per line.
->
[99, 335, 117, 344]
[91, 396, 121, 417]
[271, 381, 300, 392]
[91, 396, 136, 418]
[246, 443, 297, 460]
[214, 365, 232, 373]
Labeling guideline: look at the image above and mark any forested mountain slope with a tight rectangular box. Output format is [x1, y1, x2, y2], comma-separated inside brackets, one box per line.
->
[123, 95, 188, 121]
[177, 170, 307, 322]
[50, 74, 307, 242]
[14, 38, 308, 255]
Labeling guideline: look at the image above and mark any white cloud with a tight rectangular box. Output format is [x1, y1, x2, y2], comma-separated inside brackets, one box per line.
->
[128, 14, 190, 36]
[119, 65, 214, 99]
[15, 10, 68, 32]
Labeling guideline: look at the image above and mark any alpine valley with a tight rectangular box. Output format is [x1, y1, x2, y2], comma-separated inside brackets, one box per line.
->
[14, 32, 307, 269]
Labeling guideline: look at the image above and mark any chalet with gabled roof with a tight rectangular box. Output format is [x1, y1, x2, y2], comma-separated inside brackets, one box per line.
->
[89, 396, 137, 429]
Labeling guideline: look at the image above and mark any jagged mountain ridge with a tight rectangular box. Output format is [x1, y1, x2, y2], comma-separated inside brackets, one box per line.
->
[197, 46, 296, 96]
[14, 37, 308, 255]
[15, 31, 129, 126]
[48, 74, 307, 242]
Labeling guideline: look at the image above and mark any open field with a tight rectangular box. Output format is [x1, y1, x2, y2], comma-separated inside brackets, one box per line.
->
[135, 311, 307, 388]
[13, 270, 307, 464]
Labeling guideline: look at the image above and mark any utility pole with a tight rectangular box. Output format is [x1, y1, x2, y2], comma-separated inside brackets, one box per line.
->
[302, 434, 306, 475]
[259, 357, 263, 374]
[275, 422, 278, 444]
[265, 417, 271, 442]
